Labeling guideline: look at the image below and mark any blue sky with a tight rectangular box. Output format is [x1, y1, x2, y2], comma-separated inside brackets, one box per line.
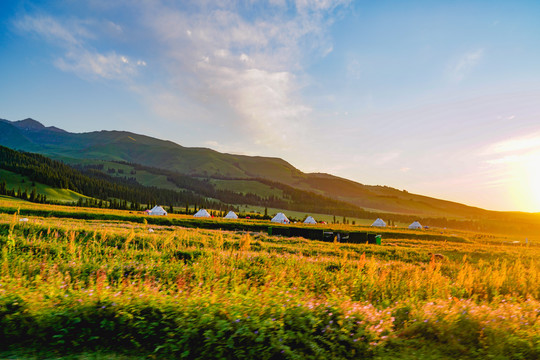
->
[1, 0, 540, 211]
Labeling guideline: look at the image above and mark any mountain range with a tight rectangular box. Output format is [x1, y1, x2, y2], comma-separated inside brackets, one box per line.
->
[0, 117, 532, 230]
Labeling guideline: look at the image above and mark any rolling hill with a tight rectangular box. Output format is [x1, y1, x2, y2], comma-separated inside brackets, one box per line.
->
[0, 168, 91, 203]
[0, 117, 519, 219]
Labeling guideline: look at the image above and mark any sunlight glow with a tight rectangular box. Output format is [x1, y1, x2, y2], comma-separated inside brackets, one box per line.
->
[526, 154, 540, 212]
[510, 151, 540, 213]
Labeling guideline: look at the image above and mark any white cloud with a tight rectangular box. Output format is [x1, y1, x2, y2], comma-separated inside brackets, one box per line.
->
[138, 0, 349, 148]
[295, 0, 350, 13]
[447, 48, 484, 82]
[14, 15, 84, 46]
[14, 1, 348, 149]
[14, 14, 145, 81]
[55, 50, 145, 80]
[482, 132, 540, 156]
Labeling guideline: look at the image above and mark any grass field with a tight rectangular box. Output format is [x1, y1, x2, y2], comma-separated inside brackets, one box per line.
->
[0, 198, 539, 359]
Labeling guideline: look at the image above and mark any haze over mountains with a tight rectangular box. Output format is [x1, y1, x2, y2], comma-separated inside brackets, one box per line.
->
[0, 117, 506, 218]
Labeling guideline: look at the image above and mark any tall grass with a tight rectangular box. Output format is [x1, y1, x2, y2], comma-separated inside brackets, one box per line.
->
[0, 211, 539, 359]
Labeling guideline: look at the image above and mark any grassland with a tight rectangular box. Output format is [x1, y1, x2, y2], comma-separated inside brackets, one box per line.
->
[0, 198, 539, 359]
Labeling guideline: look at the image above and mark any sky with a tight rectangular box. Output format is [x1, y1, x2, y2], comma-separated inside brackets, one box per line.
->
[1, 0, 540, 212]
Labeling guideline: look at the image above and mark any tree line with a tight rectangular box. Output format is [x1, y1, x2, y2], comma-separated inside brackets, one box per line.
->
[0, 145, 217, 210]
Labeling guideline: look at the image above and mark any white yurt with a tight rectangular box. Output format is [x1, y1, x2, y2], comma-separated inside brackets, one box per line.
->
[194, 209, 211, 217]
[223, 211, 238, 219]
[371, 218, 387, 227]
[303, 216, 317, 224]
[271, 212, 290, 224]
[408, 221, 422, 230]
[148, 205, 167, 216]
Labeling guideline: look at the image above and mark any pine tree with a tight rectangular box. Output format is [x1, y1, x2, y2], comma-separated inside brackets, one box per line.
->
[29, 188, 37, 202]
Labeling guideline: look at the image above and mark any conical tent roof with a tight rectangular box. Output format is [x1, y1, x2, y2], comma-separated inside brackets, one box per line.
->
[148, 205, 167, 216]
[271, 212, 290, 224]
[371, 218, 387, 227]
[408, 221, 422, 230]
[303, 216, 316, 224]
[224, 211, 238, 219]
[193, 209, 211, 217]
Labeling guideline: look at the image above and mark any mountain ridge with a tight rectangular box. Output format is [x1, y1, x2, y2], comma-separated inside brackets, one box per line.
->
[0, 117, 500, 218]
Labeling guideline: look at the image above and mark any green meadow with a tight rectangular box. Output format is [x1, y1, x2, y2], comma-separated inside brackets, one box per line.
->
[0, 198, 539, 359]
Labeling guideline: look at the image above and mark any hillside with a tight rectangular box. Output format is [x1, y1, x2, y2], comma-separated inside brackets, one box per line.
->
[0, 145, 370, 218]
[0, 145, 212, 209]
[0, 168, 91, 203]
[0, 117, 493, 218]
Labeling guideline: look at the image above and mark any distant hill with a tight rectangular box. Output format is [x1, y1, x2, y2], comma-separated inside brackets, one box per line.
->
[0, 145, 369, 218]
[0, 118, 517, 218]
[0, 144, 210, 209]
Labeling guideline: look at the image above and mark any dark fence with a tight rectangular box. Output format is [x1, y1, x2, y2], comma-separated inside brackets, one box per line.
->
[268, 226, 382, 244]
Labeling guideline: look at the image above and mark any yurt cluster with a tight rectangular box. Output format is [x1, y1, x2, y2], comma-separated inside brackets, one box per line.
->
[371, 217, 426, 230]
[191, 209, 319, 225]
[146, 205, 426, 230]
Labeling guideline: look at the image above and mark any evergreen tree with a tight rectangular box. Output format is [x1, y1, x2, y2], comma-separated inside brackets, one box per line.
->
[29, 188, 37, 202]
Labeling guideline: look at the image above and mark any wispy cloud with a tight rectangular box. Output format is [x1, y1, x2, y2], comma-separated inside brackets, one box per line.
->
[447, 48, 484, 82]
[14, 14, 145, 81]
[482, 132, 540, 156]
[13, 1, 349, 148]
[139, 0, 350, 148]
[55, 50, 144, 81]
[15, 14, 87, 46]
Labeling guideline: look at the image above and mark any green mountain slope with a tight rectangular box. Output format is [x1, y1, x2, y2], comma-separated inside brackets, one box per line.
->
[0, 118, 505, 218]
[0, 145, 367, 217]
[0, 118, 303, 181]
[0, 168, 92, 203]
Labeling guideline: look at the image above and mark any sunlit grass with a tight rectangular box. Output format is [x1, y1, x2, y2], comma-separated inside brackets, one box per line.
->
[0, 199, 539, 359]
